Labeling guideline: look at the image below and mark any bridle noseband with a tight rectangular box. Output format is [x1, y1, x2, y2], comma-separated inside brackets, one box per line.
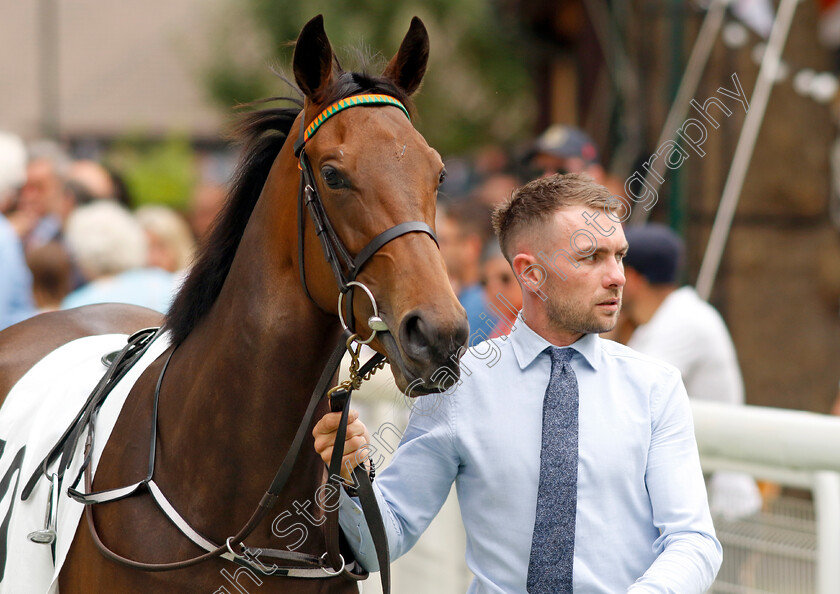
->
[293, 93, 439, 336]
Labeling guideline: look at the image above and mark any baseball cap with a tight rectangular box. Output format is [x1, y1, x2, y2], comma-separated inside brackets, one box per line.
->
[532, 124, 600, 166]
[623, 223, 684, 285]
[0, 132, 26, 196]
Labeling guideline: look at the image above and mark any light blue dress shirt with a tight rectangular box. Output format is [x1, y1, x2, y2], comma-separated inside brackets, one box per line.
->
[339, 315, 722, 593]
[0, 214, 35, 331]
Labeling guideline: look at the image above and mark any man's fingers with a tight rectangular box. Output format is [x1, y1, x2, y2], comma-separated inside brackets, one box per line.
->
[315, 436, 369, 466]
[312, 409, 360, 436]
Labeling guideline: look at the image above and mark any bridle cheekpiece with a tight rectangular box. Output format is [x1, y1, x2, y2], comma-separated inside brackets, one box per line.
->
[293, 93, 437, 340]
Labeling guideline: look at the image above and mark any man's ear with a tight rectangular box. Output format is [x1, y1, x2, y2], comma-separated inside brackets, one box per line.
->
[382, 17, 429, 96]
[512, 253, 546, 295]
[293, 15, 334, 101]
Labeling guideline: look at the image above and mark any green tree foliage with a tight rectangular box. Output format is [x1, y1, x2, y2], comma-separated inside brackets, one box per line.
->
[202, 1, 536, 155]
[106, 135, 197, 210]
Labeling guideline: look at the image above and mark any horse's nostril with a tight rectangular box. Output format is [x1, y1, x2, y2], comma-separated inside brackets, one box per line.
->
[400, 312, 432, 359]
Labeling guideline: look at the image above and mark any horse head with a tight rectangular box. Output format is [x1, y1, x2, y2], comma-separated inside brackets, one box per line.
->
[292, 16, 470, 395]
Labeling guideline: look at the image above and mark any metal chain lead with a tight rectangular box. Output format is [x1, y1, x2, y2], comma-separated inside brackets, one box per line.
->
[328, 334, 388, 398]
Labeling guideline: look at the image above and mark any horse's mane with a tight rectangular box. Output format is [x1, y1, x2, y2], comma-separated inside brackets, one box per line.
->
[165, 68, 412, 345]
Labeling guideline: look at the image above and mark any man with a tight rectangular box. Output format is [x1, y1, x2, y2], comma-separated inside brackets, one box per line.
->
[0, 132, 36, 330]
[621, 223, 761, 519]
[314, 174, 721, 592]
[437, 200, 494, 342]
[529, 124, 624, 197]
[9, 141, 69, 249]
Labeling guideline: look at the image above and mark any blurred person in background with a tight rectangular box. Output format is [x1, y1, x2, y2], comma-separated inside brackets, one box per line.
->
[26, 241, 73, 312]
[436, 200, 494, 342]
[189, 182, 226, 242]
[66, 159, 116, 201]
[8, 140, 70, 249]
[0, 132, 36, 330]
[135, 205, 196, 283]
[621, 223, 762, 520]
[61, 202, 177, 313]
[529, 124, 624, 196]
[470, 172, 520, 209]
[480, 239, 523, 338]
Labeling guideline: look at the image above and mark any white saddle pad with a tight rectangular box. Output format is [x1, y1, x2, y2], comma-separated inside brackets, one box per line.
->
[0, 331, 171, 593]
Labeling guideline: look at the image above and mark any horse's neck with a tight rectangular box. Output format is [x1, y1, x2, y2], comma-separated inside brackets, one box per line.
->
[154, 153, 341, 538]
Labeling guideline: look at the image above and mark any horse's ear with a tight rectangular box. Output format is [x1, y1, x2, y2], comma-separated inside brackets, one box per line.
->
[293, 15, 334, 100]
[382, 17, 429, 96]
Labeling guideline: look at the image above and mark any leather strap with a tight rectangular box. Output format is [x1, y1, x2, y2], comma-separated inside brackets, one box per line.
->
[72, 333, 355, 573]
[22, 327, 160, 500]
[325, 353, 391, 592]
[350, 221, 437, 282]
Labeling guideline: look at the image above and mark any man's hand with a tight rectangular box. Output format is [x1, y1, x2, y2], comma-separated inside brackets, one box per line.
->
[312, 409, 372, 480]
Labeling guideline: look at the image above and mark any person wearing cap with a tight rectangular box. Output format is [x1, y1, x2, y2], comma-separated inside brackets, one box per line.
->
[530, 124, 624, 196]
[0, 133, 36, 330]
[622, 223, 762, 520]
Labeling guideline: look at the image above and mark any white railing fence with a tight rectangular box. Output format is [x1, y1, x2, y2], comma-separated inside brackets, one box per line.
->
[692, 401, 840, 594]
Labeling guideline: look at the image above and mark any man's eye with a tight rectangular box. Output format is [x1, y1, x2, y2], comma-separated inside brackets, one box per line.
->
[322, 166, 345, 189]
[438, 168, 447, 185]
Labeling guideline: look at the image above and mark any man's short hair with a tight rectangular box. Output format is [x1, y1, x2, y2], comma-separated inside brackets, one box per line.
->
[622, 223, 684, 285]
[491, 173, 615, 261]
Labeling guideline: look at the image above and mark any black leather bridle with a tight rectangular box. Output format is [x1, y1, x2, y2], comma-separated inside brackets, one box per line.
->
[293, 92, 439, 334]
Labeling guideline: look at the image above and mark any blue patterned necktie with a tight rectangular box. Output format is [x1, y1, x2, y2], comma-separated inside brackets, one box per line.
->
[527, 346, 579, 593]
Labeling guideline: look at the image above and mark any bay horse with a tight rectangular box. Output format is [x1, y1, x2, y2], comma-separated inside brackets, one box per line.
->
[0, 15, 468, 593]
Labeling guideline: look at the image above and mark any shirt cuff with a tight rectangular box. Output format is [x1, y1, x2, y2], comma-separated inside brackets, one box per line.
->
[337, 486, 379, 571]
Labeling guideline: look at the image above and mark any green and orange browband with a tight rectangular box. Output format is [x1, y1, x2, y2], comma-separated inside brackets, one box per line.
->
[304, 94, 410, 142]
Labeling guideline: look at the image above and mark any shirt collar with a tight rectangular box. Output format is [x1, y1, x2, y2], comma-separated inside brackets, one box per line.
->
[509, 314, 602, 371]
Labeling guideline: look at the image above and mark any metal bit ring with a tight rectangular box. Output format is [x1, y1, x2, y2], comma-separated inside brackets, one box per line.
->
[337, 281, 383, 345]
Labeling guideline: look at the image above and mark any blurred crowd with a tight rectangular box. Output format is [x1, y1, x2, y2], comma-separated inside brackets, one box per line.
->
[0, 133, 227, 329]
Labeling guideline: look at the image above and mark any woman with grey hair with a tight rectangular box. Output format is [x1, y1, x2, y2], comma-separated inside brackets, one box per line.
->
[61, 202, 178, 313]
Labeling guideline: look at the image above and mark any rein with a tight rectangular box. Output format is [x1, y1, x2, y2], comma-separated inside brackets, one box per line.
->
[25, 94, 435, 592]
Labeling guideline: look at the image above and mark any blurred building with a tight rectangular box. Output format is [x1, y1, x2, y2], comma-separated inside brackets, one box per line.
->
[0, 0, 226, 142]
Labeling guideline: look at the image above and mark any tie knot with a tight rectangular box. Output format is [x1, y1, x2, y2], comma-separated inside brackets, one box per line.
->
[549, 347, 574, 366]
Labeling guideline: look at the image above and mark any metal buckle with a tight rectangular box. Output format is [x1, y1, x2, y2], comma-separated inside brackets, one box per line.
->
[337, 281, 388, 344]
[320, 552, 345, 576]
[225, 537, 246, 560]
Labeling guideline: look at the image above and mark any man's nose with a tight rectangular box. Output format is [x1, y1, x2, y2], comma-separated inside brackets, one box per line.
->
[604, 259, 625, 288]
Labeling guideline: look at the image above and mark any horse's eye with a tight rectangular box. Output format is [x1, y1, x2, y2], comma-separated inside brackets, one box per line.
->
[438, 168, 447, 185]
[321, 166, 345, 189]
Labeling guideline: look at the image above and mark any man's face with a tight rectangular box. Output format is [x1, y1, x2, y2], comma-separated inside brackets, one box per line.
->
[19, 159, 63, 218]
[436, 213, 463, 282]
[526, 207, 627, 336]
